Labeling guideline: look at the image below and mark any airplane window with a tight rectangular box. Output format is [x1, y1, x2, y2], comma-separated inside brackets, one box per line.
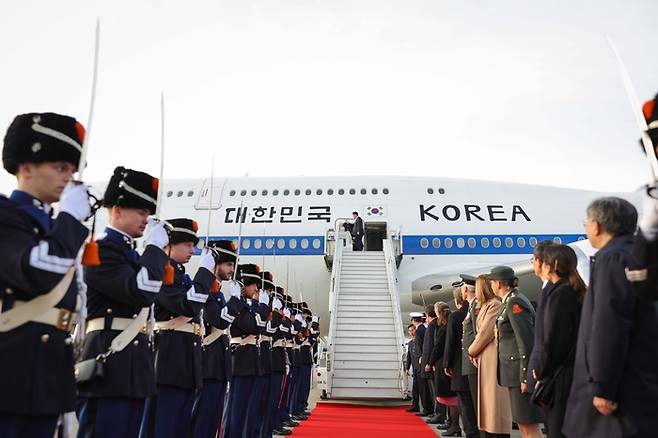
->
[553, 236, 562, 244]
[505, 237, 513, 248]
[467, 237, 476, 248]
[327, 189, 334, 195]
[493, 237, 501, 248]
[284, 189, 290, 196]
[240, 190, 247, 196]
[338, 189, 345, 195]
[262, 190, 268, 196]
[301, 238, 309, 249]
[294, 189, 301, 196]
[177, 191, 183, 197]
[456, 238, 465, 248]
[349, 189, 356, 195]
[438, 188, 445, 194]
[277, 239, 285, 249]
[481, 237, 490, 248]
[305, 189, 311, 195]
[517, 237, 526, 248]
[253, 239, 262, 249]
[273, 190, 279, 196]
[289, 239, 297, 249]
[242, 239, 250, 249]
[432, 238, 441, 248]
[420, 238, 429, 249]
[372, 188, 378, 194]
[444, 238, 453, 248]
[316, 189, 322, 195]
[187, 190, 194, 197]
[312, 239, 321, 249]
[229, 190, 236, 197]
[360, 188, 367, 195]
[427, 188, 434, 194]
[266, 239, 274, 249]
[166, 191, 173, 197]
[251, 190, 257, 196]
[529, 237, 538, 248]
[577, 236, 585, 241]
[383, 188, 389, 194]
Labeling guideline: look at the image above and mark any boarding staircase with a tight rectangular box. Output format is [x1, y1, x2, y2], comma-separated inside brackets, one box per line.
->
[326, 237, 407, 399]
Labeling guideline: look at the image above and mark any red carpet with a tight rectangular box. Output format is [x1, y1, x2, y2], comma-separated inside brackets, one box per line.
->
[289, 403, 439, 438]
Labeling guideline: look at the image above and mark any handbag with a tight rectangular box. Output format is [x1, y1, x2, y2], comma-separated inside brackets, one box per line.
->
[531, 347, 575, 408]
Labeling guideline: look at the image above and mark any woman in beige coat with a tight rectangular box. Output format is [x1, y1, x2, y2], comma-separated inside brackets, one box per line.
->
[468, 276, 512, 437]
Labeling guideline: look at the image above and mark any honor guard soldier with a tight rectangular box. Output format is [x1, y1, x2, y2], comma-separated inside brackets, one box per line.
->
[191, 239, 237, 438]
[273, 293, 296, 434]
[269, 287, 289, 436]
[142, 219, 215, 438]
[224, 263, 270, 438]
[486, 266, 543, 436]
[0, 113, 91, 438]
[295, 302, 314, 419]
[77, 166, 169, 438]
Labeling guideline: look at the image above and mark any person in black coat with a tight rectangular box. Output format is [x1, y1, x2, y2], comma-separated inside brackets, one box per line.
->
[405, 322, 420, 412]
[414, 312, 431, 416]
[0, 113, 91, 438]
[350, 211, 364, 251]
[430, 302, 457, 433]
[141, 219, 215, 438]
[77, 167, 169, 438]
[420, 305, 437, 419]
[444, 288, 478, 438]
[564, 197, 658, 438]
[534, 245, 584, 438]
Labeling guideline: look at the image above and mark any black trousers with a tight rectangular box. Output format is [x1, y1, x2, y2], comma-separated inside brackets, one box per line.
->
[352, 234, 363, 251]
[467, 373, 478, 414]
[419, 376, 434, 414]
[411, 372, 420, 409]
[457, 389, 479, 438]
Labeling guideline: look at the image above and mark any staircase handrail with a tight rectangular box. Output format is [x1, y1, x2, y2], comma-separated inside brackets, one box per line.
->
[325, 231, 345, 398]
[383, 238, 408, 398]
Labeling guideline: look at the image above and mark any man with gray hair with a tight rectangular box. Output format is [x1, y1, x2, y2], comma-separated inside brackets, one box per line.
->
[563, 197, 658, 438]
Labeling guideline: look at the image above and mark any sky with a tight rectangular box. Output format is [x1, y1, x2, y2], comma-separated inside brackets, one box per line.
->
[1, 0, 657, 195]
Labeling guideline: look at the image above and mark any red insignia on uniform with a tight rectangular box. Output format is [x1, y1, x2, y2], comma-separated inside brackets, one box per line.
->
[512, 303, 523, 314]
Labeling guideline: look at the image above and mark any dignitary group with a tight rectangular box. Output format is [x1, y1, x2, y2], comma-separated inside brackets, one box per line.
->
[0, 112, 319, 438]
[404, 201, 658, 437]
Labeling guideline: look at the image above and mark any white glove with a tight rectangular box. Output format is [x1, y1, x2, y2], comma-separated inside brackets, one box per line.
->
[199, 249, 216, 272]
[229, 280, 242, 298]
[285, 363, 290, 376]
[283, 308, 291, 319]
[144, 218, 169, 249]
[272, 298, 283, 311]
[59, 182, 91, 221]
[259, 290, 270, 305]
[301, 320, 307, 328]
[294, 313, 303, 323]
[640, 185, 658, 241]
[312, 316, 319, 323]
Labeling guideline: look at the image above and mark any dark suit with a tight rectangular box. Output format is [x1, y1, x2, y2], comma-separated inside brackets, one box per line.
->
[461, 298, 479, 413]
[526, 281, 552, 388]
[419, 322, 435, 414]
[430, 323, 453, 398]
[444, 305, 478, 437]
[406, 338, 420, 409]
[563, 235, 658, 438]
[0, 192, 88, 437]
[535, 279, 580, 438]
[351, 216, 364, 251]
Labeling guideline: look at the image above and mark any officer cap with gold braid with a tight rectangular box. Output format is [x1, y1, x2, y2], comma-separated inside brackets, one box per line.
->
[3, 112, 85, 175]
[103, 166, 158, 215]
[165, 218, 199, 245]
[236, 263, 261, 287]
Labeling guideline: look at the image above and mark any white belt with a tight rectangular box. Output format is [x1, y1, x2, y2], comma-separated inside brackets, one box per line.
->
[301, 341, 311, 347]
[156, 321, 202, 336]
[202, 327, 229, 347]
[86, 317, 147, 334]
[230, 335, 258, 346]
[273, 339, 286, 348]
[3, 300, 75, 332]
[285, 340, 293, 348]
[293, 344, 301, 350]
[260, 335, 272, 343]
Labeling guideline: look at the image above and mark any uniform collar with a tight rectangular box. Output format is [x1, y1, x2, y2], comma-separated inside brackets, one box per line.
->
[502, 289, 517, 304]
[169, 258, 186, 273]
[592, 234, 633, 259]
[9, 190, 53, 232]
[104, 225, 136, 249]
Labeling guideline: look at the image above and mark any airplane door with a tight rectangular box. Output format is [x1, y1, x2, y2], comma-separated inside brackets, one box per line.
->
[364, 222, 387, 251]
[194, 178, 224, 210]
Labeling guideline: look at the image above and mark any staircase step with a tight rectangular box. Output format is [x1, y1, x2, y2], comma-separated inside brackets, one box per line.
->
[335, 324, 396, 332]
[337, 310, 393, 317]
[331, 360, 399, 370]
[334, 331, 396, 339]
[331, 378, 400, 389]
[334, 337, 396, 345]
[334, 344, 398, 353]
[337, 317, 394, 325]
[332, 368, 401, 379]
[330, 387, 402, 399]
[338, 295, 391, 302]
[334, 352, 400, 361]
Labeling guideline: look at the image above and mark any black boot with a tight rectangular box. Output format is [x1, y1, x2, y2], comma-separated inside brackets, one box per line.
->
[443, 405, 462, 436]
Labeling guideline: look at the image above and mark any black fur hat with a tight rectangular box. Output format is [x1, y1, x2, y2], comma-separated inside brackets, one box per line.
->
[103, 166, 158, 214]
[236, 263, 261, 287]
[261, 271, 275, 291]
[643, 94, 658, 148]
[165, 218, 199, 245]
[3, 112, 85, 175]
[208, 239, 238, 264]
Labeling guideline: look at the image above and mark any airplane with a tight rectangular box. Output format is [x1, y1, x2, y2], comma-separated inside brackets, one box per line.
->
[89, 174, 639, 334]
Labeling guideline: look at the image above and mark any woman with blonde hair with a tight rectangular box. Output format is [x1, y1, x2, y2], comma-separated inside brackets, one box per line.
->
[468, 276, 512, 437]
